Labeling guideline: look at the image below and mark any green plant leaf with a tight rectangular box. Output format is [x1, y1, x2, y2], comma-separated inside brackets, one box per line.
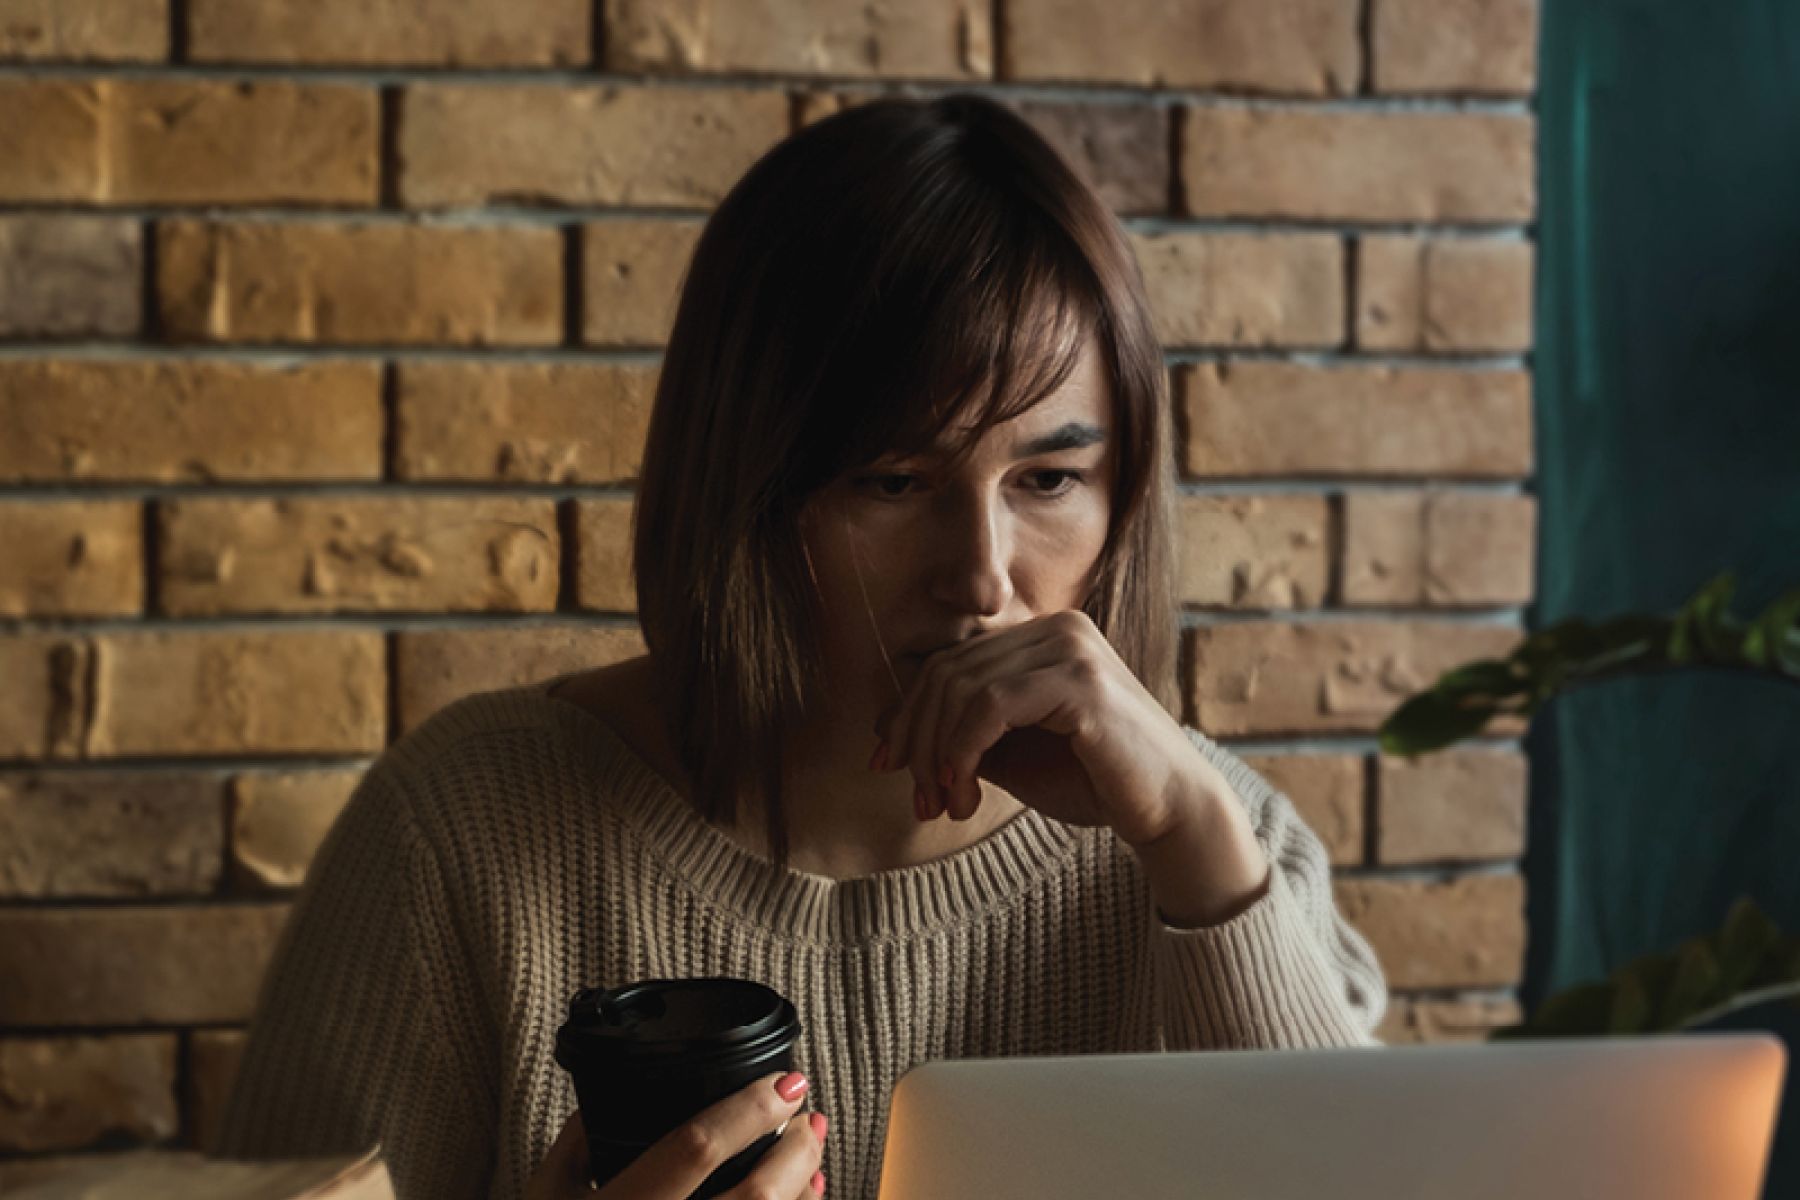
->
[1525, 981, 1616, 1037]
[1743, 587, 1800, 671]
[1652, 940, 1721, 1030]
[1615, 949, 1679, 1012]
[1528, 618, 1606, 663]
[1385, 574, 1799, 761]
[1377, 691, 1498, 756]
[1435, 658, 1532, 696]
[1715, 896, 1783, 997]
[1500, 898, 1800, 1042]
[1608, 972, 1653, 1034]
[1746, 936, 1800, 991]
[1512, 629, 1564, 670]
[1591, 614, 1673, 645]
[1565, 615, 1670, 678]
[1670, 572, 1742, 662]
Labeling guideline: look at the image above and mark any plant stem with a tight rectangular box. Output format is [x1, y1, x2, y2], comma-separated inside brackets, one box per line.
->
[1676, 980, 1800, 1031]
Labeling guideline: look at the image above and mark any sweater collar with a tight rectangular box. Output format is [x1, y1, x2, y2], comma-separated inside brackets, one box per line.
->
[525, 681, 1081, 942]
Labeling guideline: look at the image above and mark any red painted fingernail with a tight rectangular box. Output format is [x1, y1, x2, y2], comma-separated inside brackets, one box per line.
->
[810, 1112, 828, 1142]
[914, 785, 929, 821]
[813, 1169, 827, 1195]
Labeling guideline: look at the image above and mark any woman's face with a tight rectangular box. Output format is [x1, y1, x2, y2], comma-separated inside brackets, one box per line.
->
[797, 332, 1117, 726]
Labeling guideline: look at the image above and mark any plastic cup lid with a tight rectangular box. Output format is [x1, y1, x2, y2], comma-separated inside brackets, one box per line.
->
[556, 977, 800, 1065]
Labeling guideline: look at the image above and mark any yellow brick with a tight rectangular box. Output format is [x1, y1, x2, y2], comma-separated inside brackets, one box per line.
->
[0, 360, 382, 482]
[1357, 236, 1535, 352]
[189, 0, 590, 66]
[0, 216, 140, 336]
[1372, 0, 1539, 95]
[0, 1035, 177, 1152]
[157, 496, 559, 615]
[0, 500, 142, 617]
[0, 0, 168, 61]
[0, 772, 222, 898]
[1184, 108, 1535, 222]
[0, 635, 85, 760]
[157, 221, 562, 346]
[0, 907, 290, 1025]
[1003, 0, 1359, 94]
[1241, 752, 1364, 866]
[87, 630, 385, 756]
[396, 362, 656, 483]
[0, 79, 376, 205]
[229, 770, 363, 890]
[1377, 748, 1528, 864]
[582, 220, 703, 347]
[1177, 494, 1329, 609]
[1335, 874, 1526, 988]
[1131, 232, 1343, 348]
[398, 84, 788, 209]
[395, 625, 646, 731]
[1341, 490, 1537, 606]
[574, 498, 637, 613]
[1182, 362, 1533, 479]
[1188, 620, 1522, 737]
[608, 0, 989, 78]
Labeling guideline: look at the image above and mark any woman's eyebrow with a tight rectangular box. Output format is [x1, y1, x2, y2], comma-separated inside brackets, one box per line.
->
[1011, 421, 1107, 458]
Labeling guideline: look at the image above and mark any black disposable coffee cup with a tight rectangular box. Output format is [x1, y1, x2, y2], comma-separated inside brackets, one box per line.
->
[554, 977, 805, 1198]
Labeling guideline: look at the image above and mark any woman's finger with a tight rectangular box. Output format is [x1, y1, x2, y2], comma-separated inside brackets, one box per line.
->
[930, 636, 1066, 818]
[525, 1108, 590, 1200]
[712, 1101, 825, 1200]
[602, 1069, 809, 1200]
[882, 640, 965, 810]
[889, 626, 1031, 815]
[939, 663, 1072, 820]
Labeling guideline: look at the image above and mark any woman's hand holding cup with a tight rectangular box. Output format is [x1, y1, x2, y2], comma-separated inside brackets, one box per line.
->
[526, 1070, 827, 1199]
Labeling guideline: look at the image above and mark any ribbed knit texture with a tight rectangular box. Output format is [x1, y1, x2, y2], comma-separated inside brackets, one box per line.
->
[212, 678, 1388, 1200]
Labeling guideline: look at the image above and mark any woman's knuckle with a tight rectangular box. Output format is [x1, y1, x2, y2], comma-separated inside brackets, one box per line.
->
[974, 679, 1006, 710]
[675, 1119, 720, 1167]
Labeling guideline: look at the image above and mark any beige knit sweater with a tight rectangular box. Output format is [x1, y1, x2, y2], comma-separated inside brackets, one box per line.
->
[213, 678, 1388, 1200]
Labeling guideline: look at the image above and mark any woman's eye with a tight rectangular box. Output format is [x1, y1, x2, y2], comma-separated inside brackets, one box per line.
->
[1026, 469, 1082, 499]
[854, 473, 918, 499]
[850, 470, 1084, 501]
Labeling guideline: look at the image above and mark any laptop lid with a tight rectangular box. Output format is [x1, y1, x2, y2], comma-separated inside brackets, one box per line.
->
[875, 1032, 1786, 1200]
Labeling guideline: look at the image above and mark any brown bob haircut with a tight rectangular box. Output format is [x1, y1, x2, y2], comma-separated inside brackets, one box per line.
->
[632, 92, 1178, 873]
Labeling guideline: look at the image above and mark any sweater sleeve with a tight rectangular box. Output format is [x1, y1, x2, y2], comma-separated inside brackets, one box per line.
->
[1150, 728, 1388, 1051]
[209, 756, 499, 1200]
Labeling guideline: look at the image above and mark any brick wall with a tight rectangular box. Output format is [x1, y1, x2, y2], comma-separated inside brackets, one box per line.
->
[0, 0, 1540, 1173]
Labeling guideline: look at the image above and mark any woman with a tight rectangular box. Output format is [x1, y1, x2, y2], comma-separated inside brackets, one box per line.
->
[214, 93, 1388, 1200]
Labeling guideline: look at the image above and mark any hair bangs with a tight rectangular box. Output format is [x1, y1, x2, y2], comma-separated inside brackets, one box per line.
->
[821, 171, 1107, 481]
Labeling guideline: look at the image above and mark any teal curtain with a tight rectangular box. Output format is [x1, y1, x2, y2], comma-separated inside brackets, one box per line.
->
[1531, 0, 1800, 1009]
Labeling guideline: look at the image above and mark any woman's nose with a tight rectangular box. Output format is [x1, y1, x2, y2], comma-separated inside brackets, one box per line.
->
[927, 493, 1014, 617]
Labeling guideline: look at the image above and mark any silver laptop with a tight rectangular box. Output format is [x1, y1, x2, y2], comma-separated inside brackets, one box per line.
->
[875, 1033, 1787, 1199]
